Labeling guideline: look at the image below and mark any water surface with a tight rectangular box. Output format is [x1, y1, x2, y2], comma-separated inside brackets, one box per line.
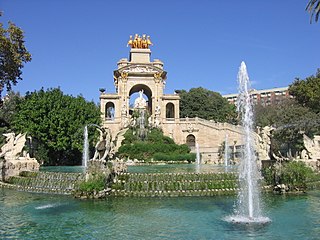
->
[1, 188, 319, 239]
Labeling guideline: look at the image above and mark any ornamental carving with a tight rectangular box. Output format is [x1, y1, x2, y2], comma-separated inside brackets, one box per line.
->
[123, 66, 154, 73]
[120, 72, 128, 82]
[182, 123, 199, 133]
[154, 72, 162, 83]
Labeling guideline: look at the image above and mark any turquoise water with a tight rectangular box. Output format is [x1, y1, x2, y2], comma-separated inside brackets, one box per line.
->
[1, 188, 319, 239]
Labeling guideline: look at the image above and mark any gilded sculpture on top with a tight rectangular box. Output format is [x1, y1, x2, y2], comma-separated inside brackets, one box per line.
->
[127, 34, 153, 49]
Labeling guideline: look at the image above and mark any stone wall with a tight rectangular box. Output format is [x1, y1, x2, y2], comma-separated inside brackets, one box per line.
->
[162, 117, 259, 164]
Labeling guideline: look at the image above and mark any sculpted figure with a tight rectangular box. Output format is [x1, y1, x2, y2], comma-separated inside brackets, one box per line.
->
[155, 105, 161, 115]
[93, 129, 112, 161]
[0, 133, 26, 160]
[128, 34, 152, 49]
[258, 126, 273, 160]
[127, 35, 133, 48]
[136, 35, 142, 48]
[121, 104, 127, 116]
[132, 34, 138, 48]
[141, 34, 148, 48]
[147, 36, 153, 48]
[134, 90, 147, 109]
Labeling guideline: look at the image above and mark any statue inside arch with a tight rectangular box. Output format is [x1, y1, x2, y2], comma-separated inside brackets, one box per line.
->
[134, 90, 147, 109]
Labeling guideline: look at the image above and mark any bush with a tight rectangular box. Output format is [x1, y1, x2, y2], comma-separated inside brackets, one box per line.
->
[118, 128, 191, 161]
[153, 153, 196, 162]
[262, 161, 315, 190]
[78, 174, 106, 192]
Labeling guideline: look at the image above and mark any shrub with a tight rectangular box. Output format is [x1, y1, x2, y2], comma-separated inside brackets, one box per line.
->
[153, 153, 196, 162]
[118, 128, 191, 161]
[78, 174, 106, 192]
[262, 161, 315, 190]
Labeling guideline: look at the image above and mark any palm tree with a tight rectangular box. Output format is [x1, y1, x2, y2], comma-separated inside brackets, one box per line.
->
[306, 0, 320, 23]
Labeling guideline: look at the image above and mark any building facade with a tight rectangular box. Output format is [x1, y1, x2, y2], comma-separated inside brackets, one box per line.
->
[223, 87, 291, 106]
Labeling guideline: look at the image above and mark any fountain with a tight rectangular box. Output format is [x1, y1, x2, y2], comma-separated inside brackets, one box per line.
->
[224, 134, 229, 167]
[227, 61, 270, 223]
[196, 142, 201, 165]
[82, 125, 89, 168]
[82, 123, 105, 168]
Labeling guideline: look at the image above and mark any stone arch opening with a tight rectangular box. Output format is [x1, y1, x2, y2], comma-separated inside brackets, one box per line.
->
[105, 102, 115, 120]
[186, 134, 196, 148]
[166, 102, 175, 119]
[129, 84, 153, 114]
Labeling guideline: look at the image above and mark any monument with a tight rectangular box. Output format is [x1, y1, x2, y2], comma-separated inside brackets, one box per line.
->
[99, 35, 263, 164]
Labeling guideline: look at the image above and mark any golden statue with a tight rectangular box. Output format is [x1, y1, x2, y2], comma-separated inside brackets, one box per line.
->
[147, 35, 153, 47]
[127, 35, 133, 47]
[127, 34, 153, 49]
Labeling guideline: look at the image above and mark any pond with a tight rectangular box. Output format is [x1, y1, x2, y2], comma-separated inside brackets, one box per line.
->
[0, 188, 319, 239]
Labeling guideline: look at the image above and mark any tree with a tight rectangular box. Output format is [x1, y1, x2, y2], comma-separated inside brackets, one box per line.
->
[12, 88, 101, 165]
[289, 69, 320, 114]
[0, 21, 31, 101]
[306, 0, 320, 23]
[0, 91, 22, 127]
[178, 87, 237, 123]
[254, 99, 320, 158]
[0, 91, 22, 145]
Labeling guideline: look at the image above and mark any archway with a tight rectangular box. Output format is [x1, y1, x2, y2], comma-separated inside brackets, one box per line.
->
[166, 102, 175, 119]
[129, 84, 153, 114]
[105, 102, 115, 120]
[186, 134, 196, 148]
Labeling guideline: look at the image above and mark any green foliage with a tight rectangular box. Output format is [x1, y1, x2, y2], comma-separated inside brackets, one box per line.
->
[12, 88, 101, 165]
[78, 174, 106, 192]
[0, 91, 23, 145]
[262, 161, 315, 190]
[153, 153, 196, 162]
[178, 87, 237, 123]
[254, 99, 320, 157]
[0, 21, 31, 100]
[289, 69, 320, 114]
[118, 128, 191, 161]
[306, 0, 320, 23]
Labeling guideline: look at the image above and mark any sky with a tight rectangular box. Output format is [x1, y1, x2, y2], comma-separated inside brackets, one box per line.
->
[1, 0, 319, 103]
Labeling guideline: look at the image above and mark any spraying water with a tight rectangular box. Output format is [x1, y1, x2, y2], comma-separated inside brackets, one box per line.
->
[224, 134, 229, 167]
[196, 142, 201, 165]
[82, 123, 103, 168]
[227, 62, 270, 223]
[82, 125, 89, 168]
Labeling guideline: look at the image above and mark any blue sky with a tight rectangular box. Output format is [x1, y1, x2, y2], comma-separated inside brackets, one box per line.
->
[1, 0, 319, 103]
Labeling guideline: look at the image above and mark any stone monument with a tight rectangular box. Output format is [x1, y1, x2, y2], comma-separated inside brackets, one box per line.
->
[0, 133, 40, 181]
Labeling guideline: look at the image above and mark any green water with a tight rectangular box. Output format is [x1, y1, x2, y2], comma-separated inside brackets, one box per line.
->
[1, 188, 319, 239]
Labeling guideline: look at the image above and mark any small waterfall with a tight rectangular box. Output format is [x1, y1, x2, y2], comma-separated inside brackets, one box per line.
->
[195, 142, 201, 173]
[82, 125, 89, 168]
[196, 142, 201, 165]
[227, 61, 270, 223]
[137, 109, 147, 140]
[224, 134, 229, 167]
